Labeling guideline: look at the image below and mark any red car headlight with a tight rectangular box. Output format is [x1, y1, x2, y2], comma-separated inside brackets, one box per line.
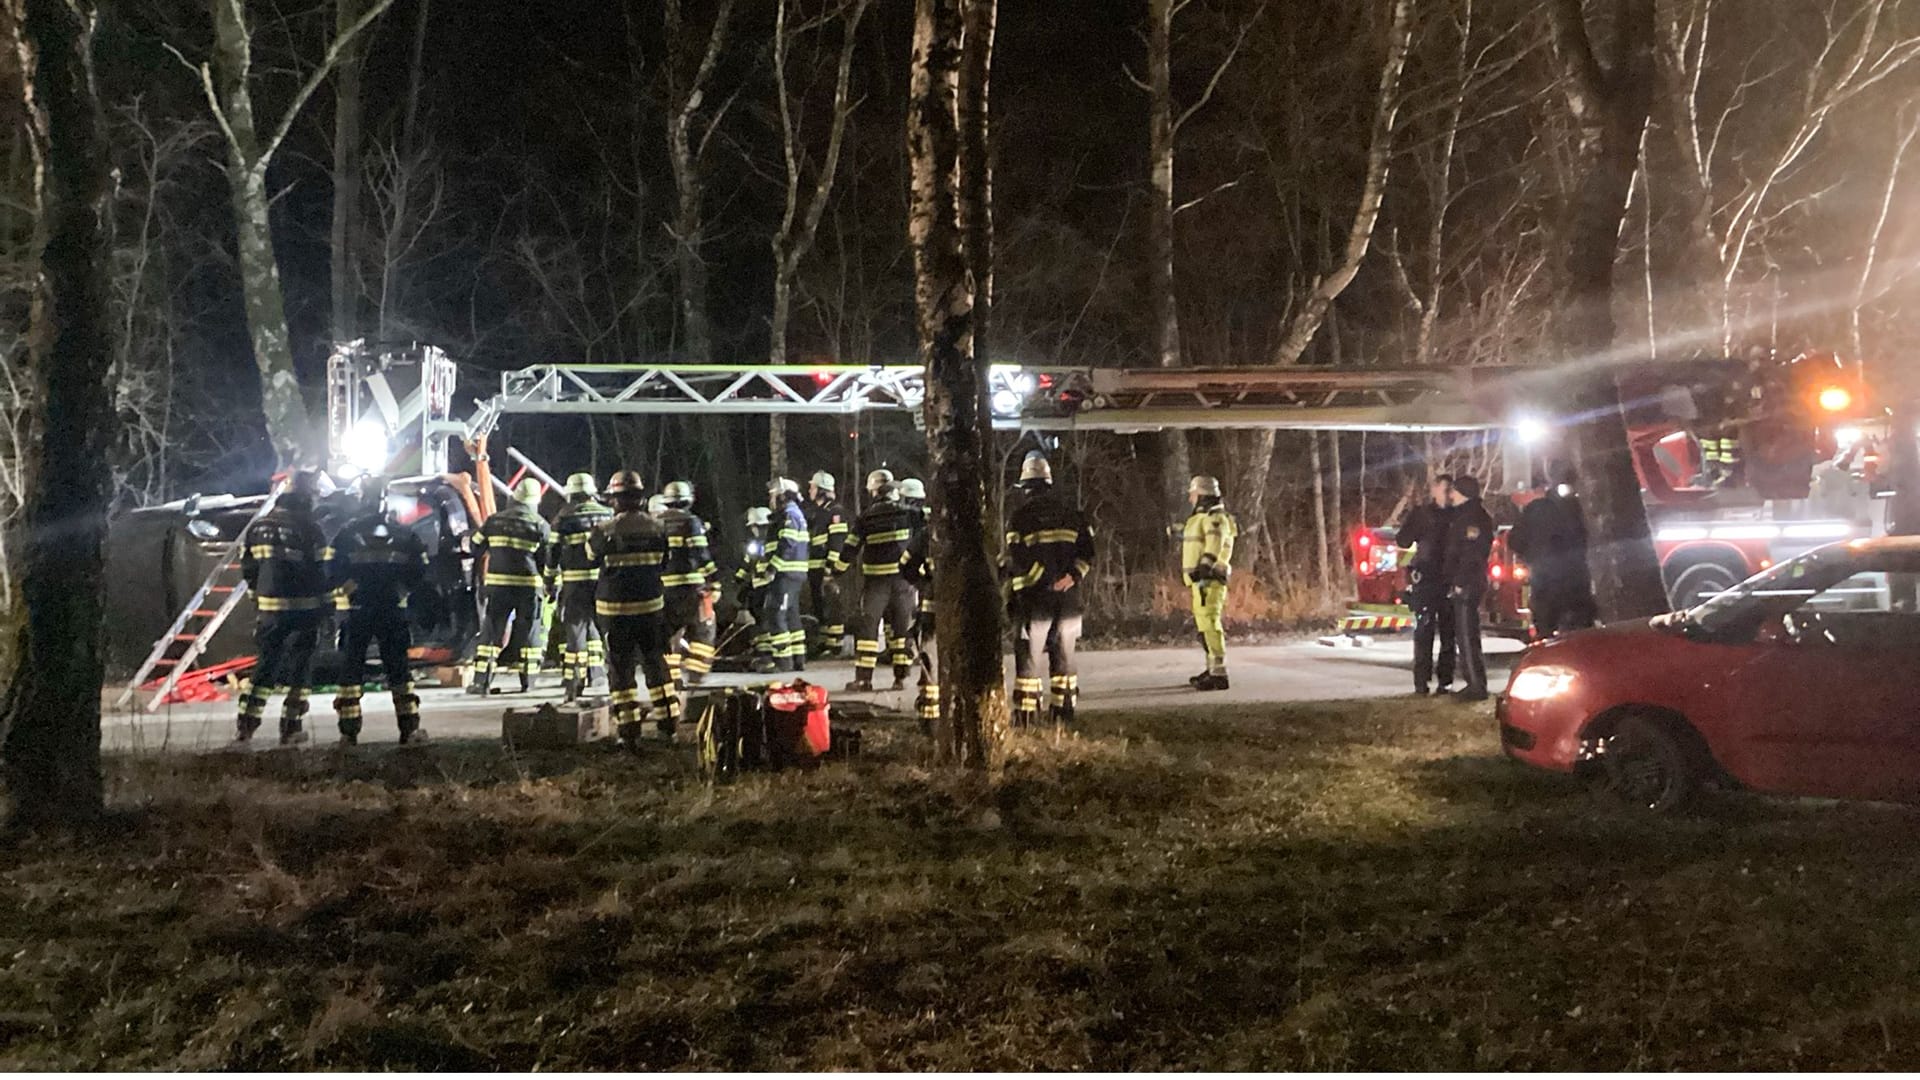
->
[1508, 666, 1577, 702]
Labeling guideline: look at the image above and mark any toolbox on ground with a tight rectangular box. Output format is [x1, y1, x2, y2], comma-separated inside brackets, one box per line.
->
[502, 699, 609, 749]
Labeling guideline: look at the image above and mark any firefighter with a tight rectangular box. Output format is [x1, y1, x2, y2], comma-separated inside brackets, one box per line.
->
[549, 472, 613, 701]
[897, 477, 937, 722]
[1181, 475, 1238, 691]
[733, 506, 774, 656]
[328, 476, 430, 744]
[468, 477, 551, 695]
[1396, 474, 1456, 695]
[754, 477, 811, 673]
[235, 470, 330, 745]
[1508, 470, 1596, 640]
[1004, 453, 1095, 728]
[1443, 474, 1496, 701]
[804, 470, 850, 655]
[658, 479, 718, 687]
[588, 470, 677, 743]
[836, 468, 921, 691]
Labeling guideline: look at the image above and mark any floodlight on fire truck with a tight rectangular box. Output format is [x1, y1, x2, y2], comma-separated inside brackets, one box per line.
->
[1513, 416, 1550, 446]
[989, 363, 1036, 420]
[1817, 385, 1854, 413]
[337, 418, 392, 480]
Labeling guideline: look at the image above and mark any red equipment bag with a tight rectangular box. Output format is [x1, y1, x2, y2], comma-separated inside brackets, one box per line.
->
[764, 680, 831, 766]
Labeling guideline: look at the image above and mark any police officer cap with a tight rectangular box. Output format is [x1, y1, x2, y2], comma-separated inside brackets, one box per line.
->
[1188, 475, 1221, 498]
[606, 469, 644, 496]
[745, 506, 772, 527]
[511, 477, 543, 506]
[810, 470, 836, 494]
[564, 472, 597, 497]
[663, 480, 694, 504]
[898, 478, 926, 500]
[1020, 452, 1052, 483]
[866, 468, 895, 494]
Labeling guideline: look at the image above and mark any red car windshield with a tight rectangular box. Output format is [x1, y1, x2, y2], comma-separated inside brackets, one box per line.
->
[1689, 543, 1920, 633]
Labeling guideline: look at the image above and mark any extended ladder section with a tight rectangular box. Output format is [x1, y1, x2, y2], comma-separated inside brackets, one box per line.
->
[117, 486, 282, 712]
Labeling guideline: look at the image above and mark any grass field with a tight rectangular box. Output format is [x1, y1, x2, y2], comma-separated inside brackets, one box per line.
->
[6, 697, 1920, 1069]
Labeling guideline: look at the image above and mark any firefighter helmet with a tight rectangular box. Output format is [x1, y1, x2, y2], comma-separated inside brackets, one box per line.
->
[605, 470, 644, 496]
[866, 468, 895, 496]
[769, 476, 800, 495]
[564, 472, 597, 497]
[809, 470, 836, 494]
[511, 478, 543, 506]
[1189, 475, 1222, 498]
[288, 469, 322, 498]
[663, 480, 694, 505]
[647, 494, 668, 515]
[745, 506, 772, 527]
[898, 477, 926, 500]
[1020, 452, 1052, 483]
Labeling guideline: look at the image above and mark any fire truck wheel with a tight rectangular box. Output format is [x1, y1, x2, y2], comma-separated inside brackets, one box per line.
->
[1664, 559, 1742, 611]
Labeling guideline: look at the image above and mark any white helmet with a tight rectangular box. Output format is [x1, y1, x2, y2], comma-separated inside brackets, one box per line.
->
[564, 472, 597, 497]
[745, 506, 772, 527]
[1020, 452, 1052, 483]
[769, 476, 800, 496]
[809, 470, 836, 495]
[866, 468, 895, 496]
[647, 494, 668, 515]
[512, 477, 544, 506]
[1189, 475, 1222, 498]
[663, 480, 694, 505]
[898, 478, 926, 500]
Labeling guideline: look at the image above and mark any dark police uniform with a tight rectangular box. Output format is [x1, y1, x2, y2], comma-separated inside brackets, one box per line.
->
[328, 511, 429, 741]
[237, 498, 329, 740]
[1443, 495, 1497, 698]
[1395, 499, 1456, 693]
[659, 505, 718, 685]
[588, 507, 677, 738]
[548, 494, 614, 694]
[471, 501, 551, 692]
[1004, 482, 1096, 726]
[836, 494, 921, 688]
[1508, 491, 1596, 639]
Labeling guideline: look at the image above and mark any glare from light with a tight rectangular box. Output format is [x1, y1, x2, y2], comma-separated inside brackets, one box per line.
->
[1818, 385, 1853, 412]
[343, 418, 391, 475]
[1834, 426, 1862, 449]
[1508, 666, 1577, 702]
[1514, 417, 1549, 446]
[1656, 525, 1710, 542]
[990, 388, 1022, 418]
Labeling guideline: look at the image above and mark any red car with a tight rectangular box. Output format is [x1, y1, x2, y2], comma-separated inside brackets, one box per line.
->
[1497, 536, 1920, 811]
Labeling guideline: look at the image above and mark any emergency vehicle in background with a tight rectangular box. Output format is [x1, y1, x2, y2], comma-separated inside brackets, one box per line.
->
[1342, 350, 1887, 638]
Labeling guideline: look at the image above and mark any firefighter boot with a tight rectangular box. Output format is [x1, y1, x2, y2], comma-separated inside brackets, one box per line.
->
[1194, 672, 1231, 692]
[279, 693, 311, 746]
[617, 720, 647, 750]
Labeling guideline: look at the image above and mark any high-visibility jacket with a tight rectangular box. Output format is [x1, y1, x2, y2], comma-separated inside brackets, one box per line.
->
[1181, 503, 1238, 584]
[1004, 486, 1095, 597]
[804, 496, 849, 573]
[549, 497, 614, 585]
[659, 507, 717, 589]
[837, 498, 919, 577]
[587, 510, 668, 617]
[242, 505, 329, 612]
[327, 512, 428, 611]
[771, 498, 811, 577]
[474, 503, 551, 588]
[732, 533, 773, 595]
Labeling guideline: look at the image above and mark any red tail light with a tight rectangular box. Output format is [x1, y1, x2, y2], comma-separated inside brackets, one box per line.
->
[1490, 563, 1504, 580]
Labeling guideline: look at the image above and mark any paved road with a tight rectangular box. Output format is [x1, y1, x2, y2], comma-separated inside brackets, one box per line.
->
[101, 637, 1525, 752]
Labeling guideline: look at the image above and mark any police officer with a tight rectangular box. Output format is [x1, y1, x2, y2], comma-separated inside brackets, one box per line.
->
[1004, 453, 1096, 728]
[328, 476, 430, 744]
[804, 471, 850, 655]
[1508, 470, 1596, 640]
[837, 469, 921, 691]
[754, 477, 811, 673]
[733, 506, 774, 656]
[1443, 474, 1496, 701]
[548, 472, 613, 701]
[468, 478, 551, 695]
[588, 470, 677, 743]
[658, 479, 718, 688]
[1396, 474, 1456, 694]
[1181, 475, 1238, 691]
[236, 470, 330, 745]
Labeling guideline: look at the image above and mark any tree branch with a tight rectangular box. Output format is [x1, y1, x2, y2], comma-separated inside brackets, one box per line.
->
[259, 0, 398, 166]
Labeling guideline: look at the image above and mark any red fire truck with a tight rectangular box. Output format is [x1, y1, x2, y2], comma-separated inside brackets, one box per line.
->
[1339, 352, 1883, 638]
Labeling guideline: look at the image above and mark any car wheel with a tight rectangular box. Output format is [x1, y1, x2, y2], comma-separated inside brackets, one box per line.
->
[1665, 560, 1741, 610]
[1591, 713, 1698, 814]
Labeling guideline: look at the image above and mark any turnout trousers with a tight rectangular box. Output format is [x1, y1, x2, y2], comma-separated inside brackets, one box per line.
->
[1411, 594, 1456, 692]
[1012, 590, 1082, 727]
[602, 612, 678, 738]
[663, 587, 717, 686]
[1191, 580, 1228, 676]
[333, 608, 419, 740]
[556, 582, 604, 689]
[474, 584, 539, 690]
[914, 608, 939, 730]
[756, 573, 807, 672]
[238, 608, 325, 738]
[807, 568, 845, 649]
[852, 575, 918, 687]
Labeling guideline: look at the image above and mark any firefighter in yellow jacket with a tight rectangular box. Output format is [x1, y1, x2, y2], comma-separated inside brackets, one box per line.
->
[1181, 475, 1238, 691]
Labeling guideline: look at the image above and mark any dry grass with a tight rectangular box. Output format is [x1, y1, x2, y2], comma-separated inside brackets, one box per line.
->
[6, 699, 1920, 1068]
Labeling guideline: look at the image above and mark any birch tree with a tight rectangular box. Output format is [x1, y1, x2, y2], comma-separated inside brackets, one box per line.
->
[767, 0, 869, 476]
[171, 0, 395, 465]
[329, 0, 369, 349]
[1545, 0, 1669, 618]
[1, 0, 116, 826]
[665, 0, 738, 365]
[912, 0, 1006, 768]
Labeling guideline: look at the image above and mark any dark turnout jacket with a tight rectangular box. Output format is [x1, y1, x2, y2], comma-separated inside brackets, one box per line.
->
[242, 505, 330, 612]
[1442, 498, 1496, 599]
[1003, 484, 1096, 600]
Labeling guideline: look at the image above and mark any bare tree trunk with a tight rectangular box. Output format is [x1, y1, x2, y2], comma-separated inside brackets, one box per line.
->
[376, 0, 429, 342]
[665, 0, 736, 364]
[329, 0, 365, 349]
[1, 0, 114, 827]
[1547, 0, 1668, 619]
[1309, 432, 1330, 597]
[912, 0, 1005, 768]
[1147, 0, 1190, 507]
